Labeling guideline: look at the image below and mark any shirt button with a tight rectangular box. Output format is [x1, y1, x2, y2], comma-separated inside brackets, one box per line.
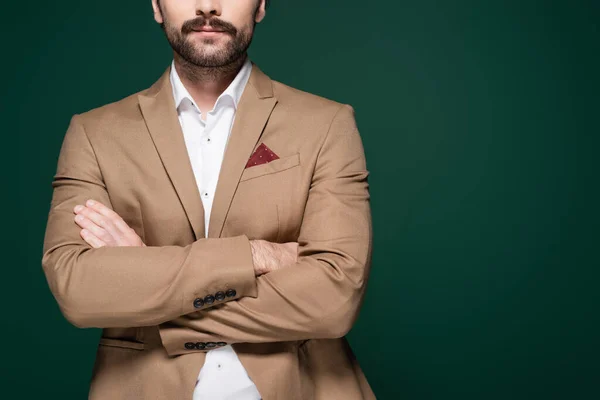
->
[206, 137, 211, 143]
[203, 192, 209, 198]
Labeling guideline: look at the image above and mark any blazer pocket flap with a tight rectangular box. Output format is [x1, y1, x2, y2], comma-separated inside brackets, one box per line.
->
[240, 152, 300, 182]
[98, 337, 145, 351]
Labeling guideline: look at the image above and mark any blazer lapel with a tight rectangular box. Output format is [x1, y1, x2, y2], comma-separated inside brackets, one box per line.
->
[138, 67, 207, 240]
[137, 62, 277, 241]
[208, 63, 278, 238]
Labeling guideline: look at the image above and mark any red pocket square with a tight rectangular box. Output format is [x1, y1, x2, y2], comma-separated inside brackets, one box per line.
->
[245, 143, 280, 168]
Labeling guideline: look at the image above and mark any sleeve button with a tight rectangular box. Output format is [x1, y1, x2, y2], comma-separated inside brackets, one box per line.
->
[225, 289, 236, 298]
[205, 342, 217, 349]
[195, 342, 206, 350]
[185, 342, 196, 350]
[217, 342, 227, 347]
[215, 291, 225, 301]
[204, 294, 215, 305]
[193, 298, 204, 308]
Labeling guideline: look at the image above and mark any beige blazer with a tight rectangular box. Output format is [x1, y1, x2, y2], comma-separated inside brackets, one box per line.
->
[42, 61, 374, 400]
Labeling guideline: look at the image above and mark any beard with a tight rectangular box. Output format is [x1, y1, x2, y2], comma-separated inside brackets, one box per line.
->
[161, 14, 254, 68]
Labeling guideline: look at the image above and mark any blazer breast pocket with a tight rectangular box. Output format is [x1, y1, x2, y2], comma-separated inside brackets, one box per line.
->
[239, 152, 300, 182]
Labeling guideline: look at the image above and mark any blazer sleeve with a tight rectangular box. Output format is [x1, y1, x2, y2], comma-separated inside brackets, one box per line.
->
[161, 104, 373, 353]
[41, 114, 258, 329]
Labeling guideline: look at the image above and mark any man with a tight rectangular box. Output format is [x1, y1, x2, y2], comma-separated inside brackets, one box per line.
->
[41, 0, 374, 399]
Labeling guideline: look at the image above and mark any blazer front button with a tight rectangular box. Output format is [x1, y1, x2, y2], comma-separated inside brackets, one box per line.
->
[185, 342, 196, 350]
[204, 294, 215, 305]
[225, 289, 236, 298]
[193, 298, 204, 308]
[215, 291, 225, 301]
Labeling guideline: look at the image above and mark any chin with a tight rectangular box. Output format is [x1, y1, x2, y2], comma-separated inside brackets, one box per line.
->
[195, 47, 226, 59]
[197, 41, 231, 54]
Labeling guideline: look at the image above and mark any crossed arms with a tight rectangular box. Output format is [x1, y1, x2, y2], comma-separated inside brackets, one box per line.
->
[42, 103, 372, 345]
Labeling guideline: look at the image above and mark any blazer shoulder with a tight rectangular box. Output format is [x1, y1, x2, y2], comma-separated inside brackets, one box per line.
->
[271, 79, 351, 122]
[72, 86, 150, 133]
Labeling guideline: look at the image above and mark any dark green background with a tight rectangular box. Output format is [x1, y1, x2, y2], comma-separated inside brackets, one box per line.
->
[3, 1, 599, 399]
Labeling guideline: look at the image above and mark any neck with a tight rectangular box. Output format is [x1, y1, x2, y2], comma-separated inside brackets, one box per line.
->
[173, 53, 247, 112]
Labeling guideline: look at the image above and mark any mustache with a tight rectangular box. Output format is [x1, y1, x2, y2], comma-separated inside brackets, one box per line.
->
[181, 16, 238, 36]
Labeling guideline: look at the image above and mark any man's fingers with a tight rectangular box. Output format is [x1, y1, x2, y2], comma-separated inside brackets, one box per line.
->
[84, 199, 114, 218]
[73, 200, 145, 247]
[74, 202, 122, 240]
[250, 241, 299, 275]
[283, 242, 299, 262]
[84, 199, 133, 234]
[80, 229, 106, 248]
[74, 204, 113, 230]
[74, 214, 113, 244]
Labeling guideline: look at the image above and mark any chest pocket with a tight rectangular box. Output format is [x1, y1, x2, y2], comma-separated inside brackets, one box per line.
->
[224, 152, 301, 242]
[239, 153, 300, 182]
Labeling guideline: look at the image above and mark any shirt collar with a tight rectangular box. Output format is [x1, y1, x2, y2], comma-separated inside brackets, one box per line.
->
[169, 57, 253, 114]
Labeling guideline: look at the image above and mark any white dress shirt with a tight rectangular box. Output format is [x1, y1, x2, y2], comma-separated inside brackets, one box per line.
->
[169, 58, 262, 400]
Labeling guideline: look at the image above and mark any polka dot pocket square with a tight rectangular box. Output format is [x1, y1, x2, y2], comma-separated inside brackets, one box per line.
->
[245, 143, 280, 169]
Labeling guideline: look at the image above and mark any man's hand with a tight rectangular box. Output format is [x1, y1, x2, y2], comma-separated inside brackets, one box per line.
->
[250, 240, 298, 276]
[73, 199, 298, 275]
[73, 199, 145, 248]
